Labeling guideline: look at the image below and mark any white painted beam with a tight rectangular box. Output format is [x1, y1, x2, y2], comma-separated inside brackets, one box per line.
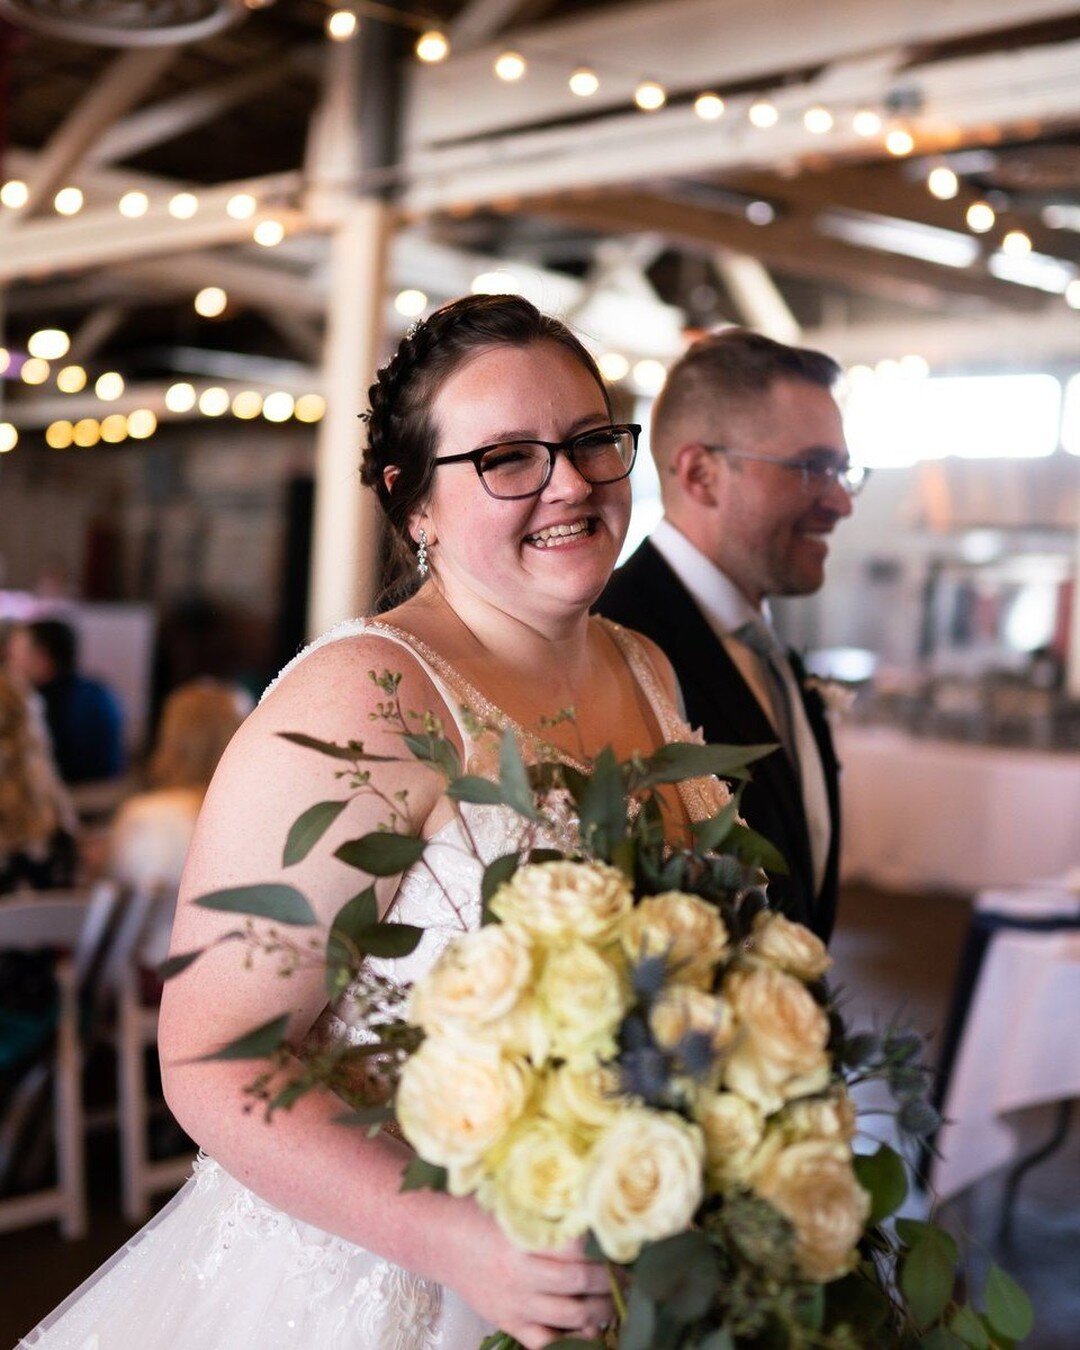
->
[713, 252, 802, 343]
[448, 0, 541, 50]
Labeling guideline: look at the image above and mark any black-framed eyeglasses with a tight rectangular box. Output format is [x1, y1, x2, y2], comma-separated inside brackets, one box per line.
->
[702, 445, 870, 497]
[434, 423, 640, 500]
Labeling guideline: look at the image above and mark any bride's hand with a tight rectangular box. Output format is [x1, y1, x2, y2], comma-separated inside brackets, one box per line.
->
[445, 1205, 613, 1349]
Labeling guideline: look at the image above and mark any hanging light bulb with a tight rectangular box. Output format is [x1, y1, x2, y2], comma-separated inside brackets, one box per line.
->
[0, 179, 28, 209]
[28, 329, 70, 360]
[0, 423, 18, 453]
[119, 191, 149, 218]
[885, 128, 915, 156]
[126, 409, 157, 439]
[927, 166, 959, 200]
[165, 382, 197, 413]
[227, 193, 257, 220]
[253, 219, 285, 247]
[326, 9, 357, 40]
[494, 51, 526, 82]
[415, 30, 449, 63]
[394, 289, 427, 318]
[168, 192, 199, 219]
[20, 358, 50, 385]
[100, 413, 129, 444]
[803, 106, 833, 134]
[966, 201, 995, 233]
[852, 109, 882, 137]
[634, 80, 666, 112]
[57, 365, 87, 393]
[294, 394, 327, 423]
[569, 67, 599, 97]
[199, 387, 230, 417]
[694, 92, 725, 121]
[194, 286, 228, 318]
[597, 352, 630, 382]
[45, 421, 74, 450]
[631, 359, 666, 395]
[262, 391, 295, 423]
[1001, 229, 1032, 256]
[73, 418, 101, 448]
[95, 371, 125, 401]
[232, 391, 263, 419]
[54, 187, 84, 216]
[748, 99, 779, 128]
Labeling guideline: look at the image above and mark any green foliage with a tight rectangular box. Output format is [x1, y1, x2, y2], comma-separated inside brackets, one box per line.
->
[481, 852, 521, 911]
[446, 775, 507, 806]
[194, 884, 316, 926]
[983, 1264, 1034, 1341]
[283, 800, 347, 866]
[949, 1305, 990, 1349]
[157, 949, 204, 980]
[403, 731, 461, 780]
[578, 746, 627, 858]
[901, 1235, 956, 1327]
[635, 1231, 720, 1322]
[278, 731, 398, 762]
[334, 832, 427, 875]
[199, 1012, 290, 1061]
[498, 730, 542, 821]
[634, 741, 775, 789]
[399, 1156, 448, 1192]
[690, 795, 741, 852]
[853, 1144, 908, 1223]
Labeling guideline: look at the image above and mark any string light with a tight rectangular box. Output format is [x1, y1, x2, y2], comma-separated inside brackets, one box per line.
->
[73, 418, 101, 448]
[227, 193, 257, 220]
[746, 200, 776, 225]
[394, 288, 427, 317]
[0, 348, 9, 374]
[100, 413, 129, 444]
[0, 423, 17, 453]
[634, 80, 666, 112]
[126, 409, 157, 439]
[21, 358, 50, 385]
[569, 67, 599, 97]
[899, 354, 930, 378]
[1065, 279, 1080, 309]
[165, 382, 197, 413]
[253, 219, 285, 247]
[471, 270, 520, 295]
[119, 190, 149, 218]
[95, 371, 125, 401]
[694, 93, 725, 121]
[927, 167, 959, 200]
[0, 179, 28, 209]
[966, 201, 995, 233]
[294, 393, 327, 423]
[262, 391, 295, 422]
[28, 329, 70, 360]
[748, 100, 779, 128]
[598, 352, 629, 382]
[54, 187, 84, 216]
[632, 359, 666, 395]
[326, 9, 357, 40]
[232, 390, 263, 419]
[57, 365, 87, 393]
[195, 286, 229, 318]
[199, 387, 230, 416]
[885, 128, 915, 156]
[494, 51, 526, 82]
[45, 420, 74, 450]
[1001, 229, 1032, 256]
[168, 192, 199, 219]
[803, 106, 833, 134]
[415, 30, 449, 63]
[852, 109, 882, 137]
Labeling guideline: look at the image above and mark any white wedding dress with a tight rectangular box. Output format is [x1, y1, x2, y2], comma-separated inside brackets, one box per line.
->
[21, 619, 726, 1350]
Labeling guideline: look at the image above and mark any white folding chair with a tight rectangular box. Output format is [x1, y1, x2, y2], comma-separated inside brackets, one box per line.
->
[104, 886, 193, 1222]
[0, 882, 119, 1239]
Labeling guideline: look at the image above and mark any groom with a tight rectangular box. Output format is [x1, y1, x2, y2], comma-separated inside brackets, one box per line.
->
[596, 328, 863, 943]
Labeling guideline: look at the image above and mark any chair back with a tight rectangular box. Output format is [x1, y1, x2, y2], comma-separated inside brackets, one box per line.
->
[0, 882, 119, 970]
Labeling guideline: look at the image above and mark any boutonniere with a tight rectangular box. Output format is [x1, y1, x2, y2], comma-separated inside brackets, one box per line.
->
[802, 675, 856, 717]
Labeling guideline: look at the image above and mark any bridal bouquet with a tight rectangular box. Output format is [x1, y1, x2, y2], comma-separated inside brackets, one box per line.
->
[168, 673, 1032, 1350]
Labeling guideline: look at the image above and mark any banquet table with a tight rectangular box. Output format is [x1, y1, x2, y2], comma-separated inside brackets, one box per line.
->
[837, 725, 1080, 894]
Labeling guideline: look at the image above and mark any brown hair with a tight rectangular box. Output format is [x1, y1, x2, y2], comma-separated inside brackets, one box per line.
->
[653, 327, 841, 461]
[0, 670, 65, 853]
[148, 680, 248, 792]
[360, 293, 610, 591]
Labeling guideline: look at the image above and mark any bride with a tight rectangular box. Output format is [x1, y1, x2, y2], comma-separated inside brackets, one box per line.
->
[23, 295, 723, 1349]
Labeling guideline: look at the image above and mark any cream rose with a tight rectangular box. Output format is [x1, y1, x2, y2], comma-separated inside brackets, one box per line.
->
[620, 892, 729, 989]
[724, 967, 831, 1115]
[396, 1038, 532, 1171]
[409, 923, 533, 1036]
[490, 860, 633, 946]
[749, 911, 832, 982]
[781, 1093, 857, 1145]
[694, 1090, 766, 1188]
[753, 1140, 871, 1282]
[536, 941, 627, 1064]
[544, 1061, 629, 1139]
[650, 985, 735, 1058]
[488, 1118, 591, 1251]
[584, 1109, 704, 1262]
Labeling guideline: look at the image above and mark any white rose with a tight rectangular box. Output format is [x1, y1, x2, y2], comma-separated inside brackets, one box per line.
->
[396, 1038, 532, 1172]
[584, 1109, 704, 1262]
[781, 1093, 857, 1146]
[536, 941, 628, 1064]
[488, 1118, 591, 1252]
[409, 923, 533, 1036]
[754, 1140, 871, 1282]
[649, 985, 735, 1058]
[724, 967, 831, 1115]
[490, 860, 633, 946]
[749, 911, 832, 982]
[621, 892, 729, 990]
[544, 1061, 630, 1140]
[694, 1091, 766, 1189]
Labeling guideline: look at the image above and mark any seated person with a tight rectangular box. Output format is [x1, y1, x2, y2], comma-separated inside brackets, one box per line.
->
[7, 618, 126, 785]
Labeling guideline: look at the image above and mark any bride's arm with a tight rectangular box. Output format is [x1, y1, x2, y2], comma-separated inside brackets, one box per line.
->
[159, 637, 612, 1347]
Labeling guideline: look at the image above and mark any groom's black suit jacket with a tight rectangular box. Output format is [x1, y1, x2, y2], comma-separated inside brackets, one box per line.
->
[596, 540, 841, 943]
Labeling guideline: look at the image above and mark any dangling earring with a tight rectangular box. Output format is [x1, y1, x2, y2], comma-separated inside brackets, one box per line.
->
[416, 528, 429, 578]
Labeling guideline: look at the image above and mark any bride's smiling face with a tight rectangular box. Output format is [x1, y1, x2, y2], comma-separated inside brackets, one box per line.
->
[419, 341, 631, 627]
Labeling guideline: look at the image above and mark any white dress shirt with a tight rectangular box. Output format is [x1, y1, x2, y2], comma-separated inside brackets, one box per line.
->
[651, 518, 831, 894]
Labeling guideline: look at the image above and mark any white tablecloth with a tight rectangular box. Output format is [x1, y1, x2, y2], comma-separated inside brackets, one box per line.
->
[838, 726, 1080, 893]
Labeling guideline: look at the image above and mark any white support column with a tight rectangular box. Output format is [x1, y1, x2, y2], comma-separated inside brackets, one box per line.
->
[306, 199, 390, 636]
[713, 251, 802, 343]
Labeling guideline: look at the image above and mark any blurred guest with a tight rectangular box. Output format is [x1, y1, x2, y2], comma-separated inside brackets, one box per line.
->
[110, 680, 250, 905]
[0, 670, 78, 894]
[597, 328, 864, 942]
[7, 618, 126, 784]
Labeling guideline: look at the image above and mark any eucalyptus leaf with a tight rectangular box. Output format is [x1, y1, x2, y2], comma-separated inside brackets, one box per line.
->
[726, 821, 790, 875]
[399, 1156, 448, 1193]
[481, 852, 521, 908]
[329, 887, 379, 941]
[447, 775, 506, 806]
[824, 1271, 891, 1332]
[403, 732, 461, 781]
[691, 796, 740, 852]
[917, 1329, 965, 1349]
[278, 731, 397, 762]
[983, 1264, 1033, 1341]
[283, 800, 347, 866]
[853, 1144, 907, 1223]
[349, 922, 424, 959]
[334, 833, 427, 876]
[697, 1332, 735, 1350]
[901, 1237, 956, 1327]
[634, 1231, 717, 1319]
[619, 1283, 657, 1350]
[578, 746, 627, 858]
[335, 1105, 394, 1127]
[499, 731, 541, 820]
[895, 1220, 958, 1265]
[949, 1305, 990, 1349]
[157, 949, 203, 980]
[636, 741, 775, 789]
[198, 1012, 290, 1061]
[194, 884, 316, 926]
[796, 1283, 826, 1332]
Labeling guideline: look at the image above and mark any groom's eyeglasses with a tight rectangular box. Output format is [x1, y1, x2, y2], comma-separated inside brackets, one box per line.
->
[702, 444, 869, 497]
[434, 423, 640, 500]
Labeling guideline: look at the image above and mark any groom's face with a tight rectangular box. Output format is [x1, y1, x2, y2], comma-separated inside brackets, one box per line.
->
[708, 378, 853, 604]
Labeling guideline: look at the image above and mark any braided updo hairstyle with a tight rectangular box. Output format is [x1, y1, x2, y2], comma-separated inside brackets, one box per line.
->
[360, 294, 611, 590]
